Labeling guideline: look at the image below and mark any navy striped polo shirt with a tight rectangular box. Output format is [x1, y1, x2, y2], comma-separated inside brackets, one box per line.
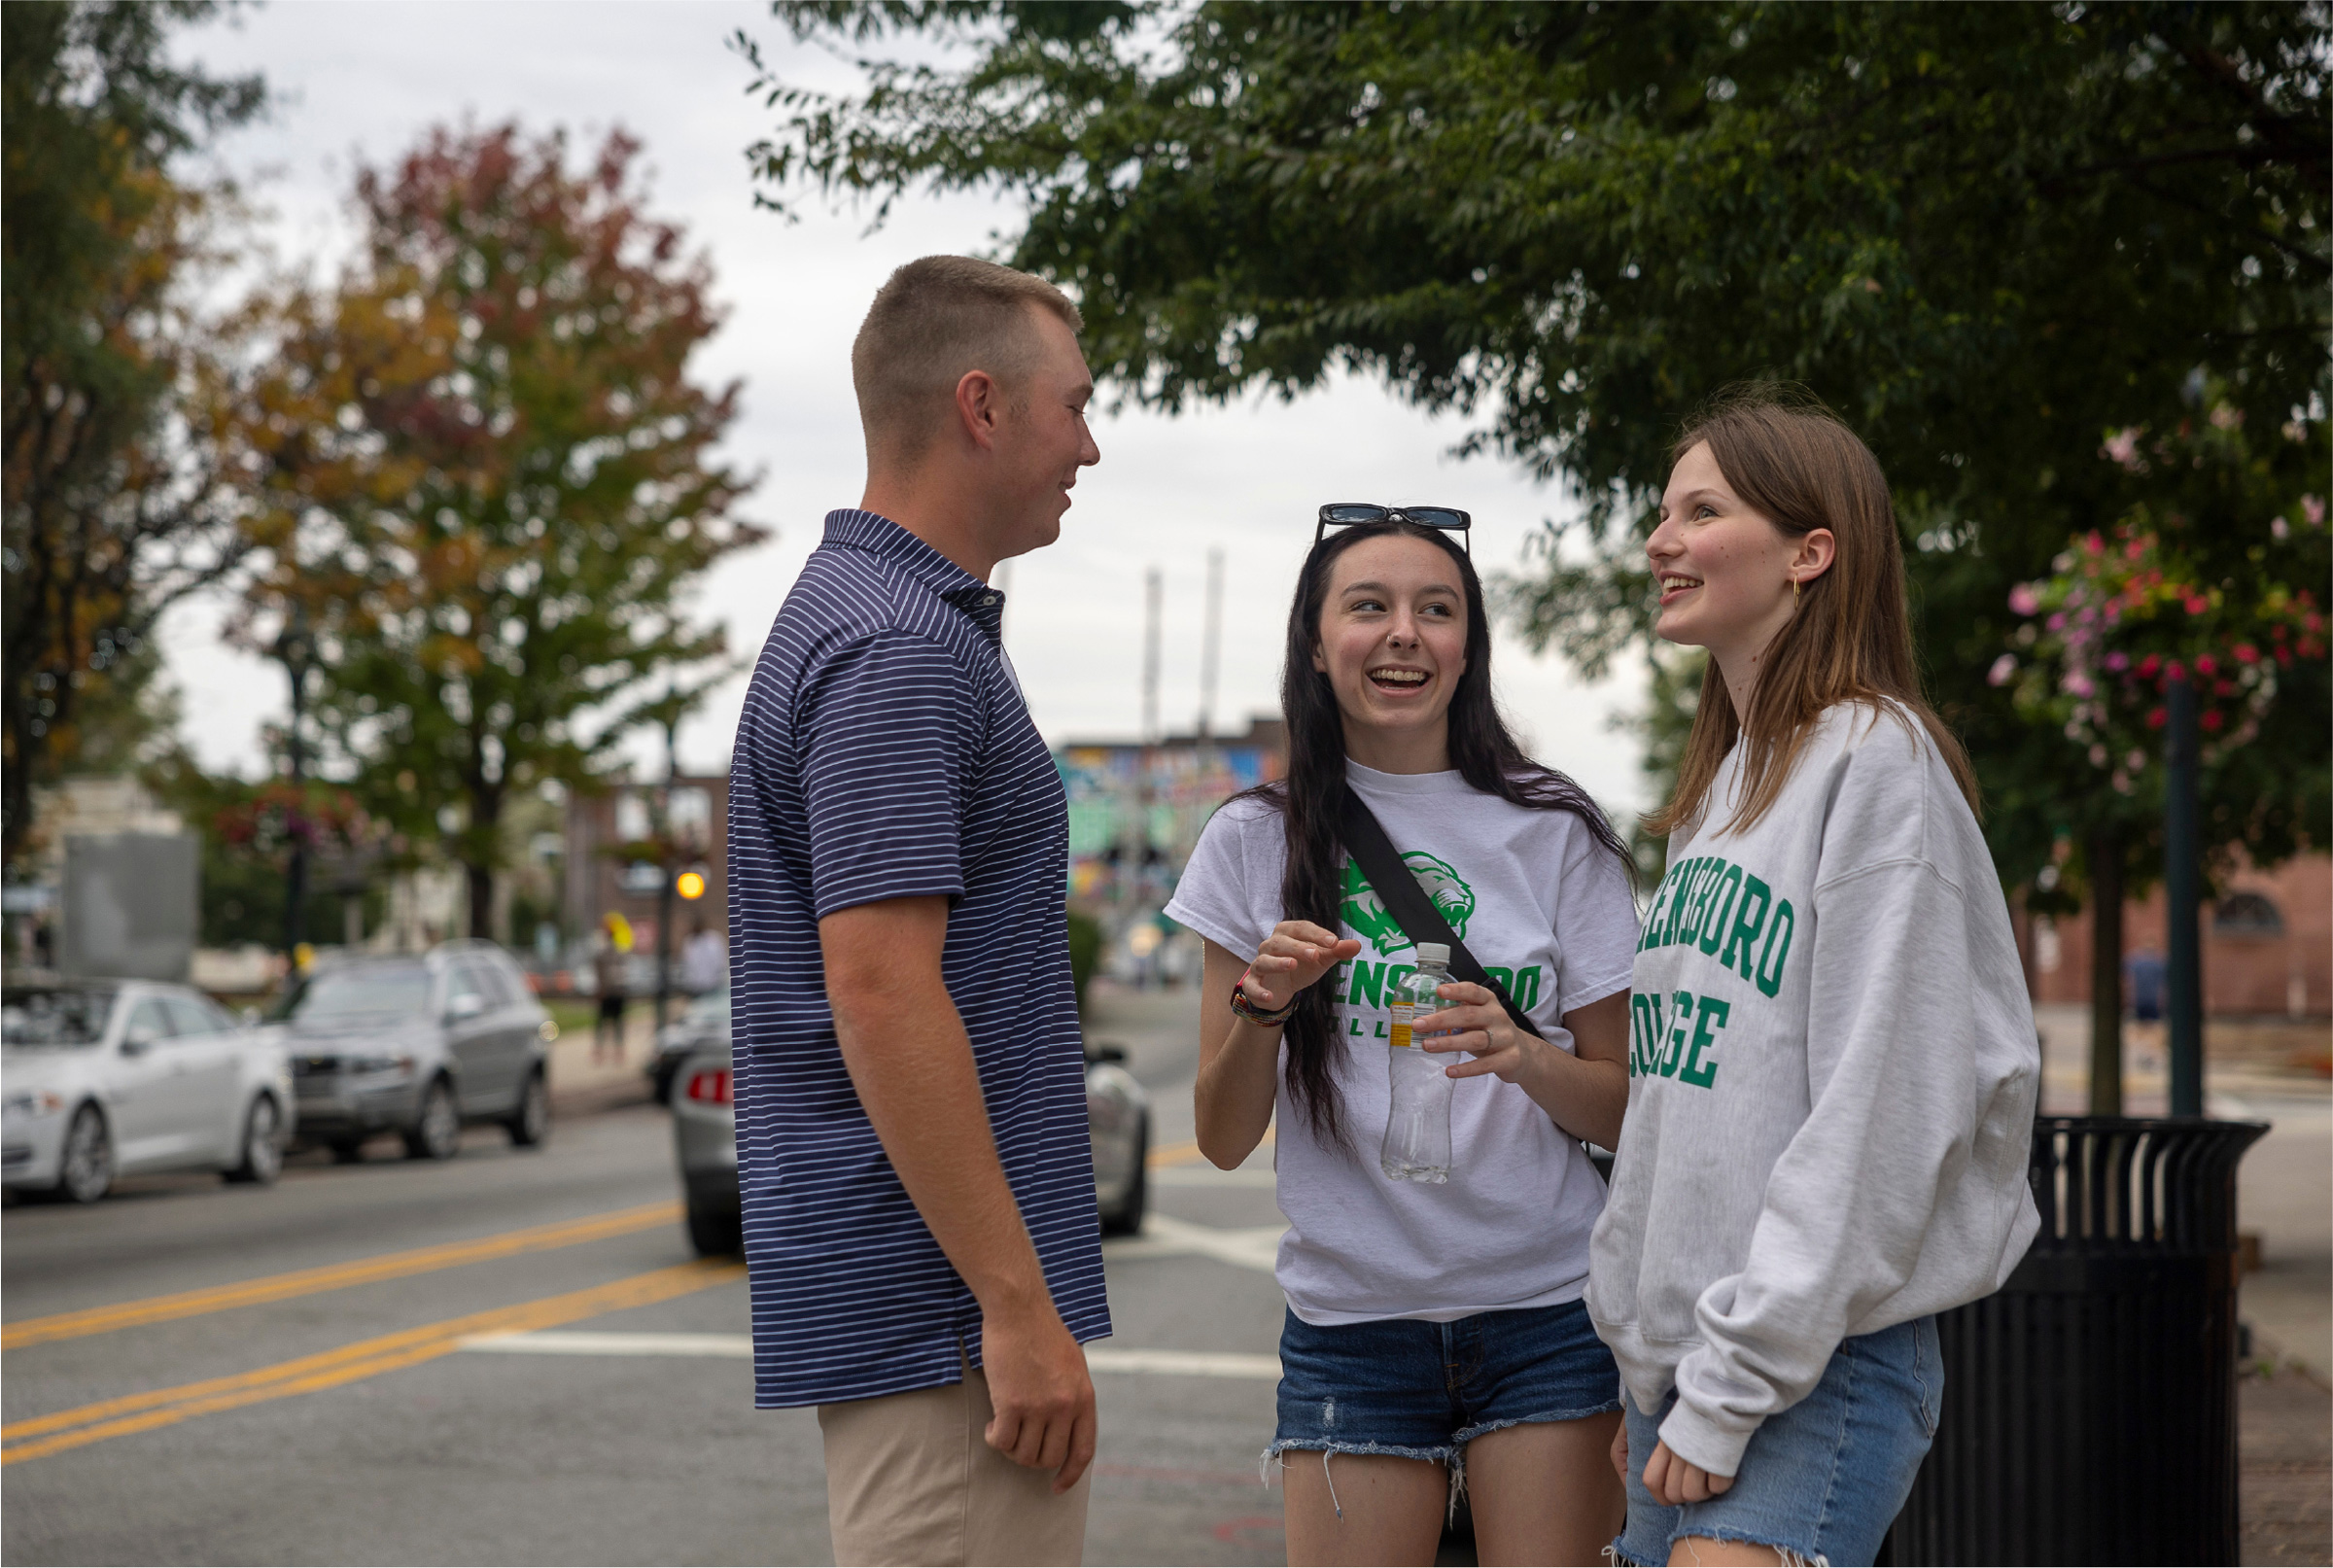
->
[727, 507, 1111, 1408]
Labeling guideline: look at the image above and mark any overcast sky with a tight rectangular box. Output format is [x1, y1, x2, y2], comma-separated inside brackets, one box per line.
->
[161, 0, 1650, 814]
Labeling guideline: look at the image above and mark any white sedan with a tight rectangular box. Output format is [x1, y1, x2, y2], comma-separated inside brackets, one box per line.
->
[2, 979, 296, 1202]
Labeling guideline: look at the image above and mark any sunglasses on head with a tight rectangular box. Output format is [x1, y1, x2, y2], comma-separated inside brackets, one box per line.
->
[1314, 503, 1473, 552]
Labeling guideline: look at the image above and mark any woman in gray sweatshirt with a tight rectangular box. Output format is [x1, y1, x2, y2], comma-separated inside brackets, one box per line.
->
[1588, 390, 2040, 1567]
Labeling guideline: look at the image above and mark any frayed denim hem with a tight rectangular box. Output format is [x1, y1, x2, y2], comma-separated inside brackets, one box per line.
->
[1263, 1439, 1464, 1525]
[1611, 1528, 1828, 1566]
[1667, 1529, 1828, 1566]
[1451, 1396, 1623, 1447]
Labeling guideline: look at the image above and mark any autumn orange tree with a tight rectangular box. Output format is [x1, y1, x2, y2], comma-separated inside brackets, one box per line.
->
[239, 123, 761, 939]
[1, 1, 265, 872]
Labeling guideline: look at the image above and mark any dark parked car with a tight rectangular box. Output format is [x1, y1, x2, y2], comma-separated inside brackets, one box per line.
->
[671, 1035, 1151, 1257]
[274, 941, 552, 1161]
[645, 988, 727, 1103]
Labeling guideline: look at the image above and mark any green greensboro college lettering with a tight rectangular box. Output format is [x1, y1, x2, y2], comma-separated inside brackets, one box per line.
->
[1628, 854, 1796, 1091]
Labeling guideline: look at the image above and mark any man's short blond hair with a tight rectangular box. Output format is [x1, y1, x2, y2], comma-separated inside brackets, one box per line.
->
[852, 256, 1084, 466]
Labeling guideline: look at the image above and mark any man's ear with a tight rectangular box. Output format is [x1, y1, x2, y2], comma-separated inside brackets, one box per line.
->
[954, 368, 1003, 451]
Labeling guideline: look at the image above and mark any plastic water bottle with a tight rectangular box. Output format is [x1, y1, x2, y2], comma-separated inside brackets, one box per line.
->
[1380, 943, 1454, 1183]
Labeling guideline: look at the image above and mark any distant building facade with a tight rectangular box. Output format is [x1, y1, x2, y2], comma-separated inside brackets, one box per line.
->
[2027, 852, 2330, 1019]
[561, 774, 730, 965]
[1054, 716, 1287, 914]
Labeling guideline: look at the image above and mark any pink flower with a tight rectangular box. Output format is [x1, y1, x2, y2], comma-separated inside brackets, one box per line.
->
[2139, 653, 2162, 678]
[2065, 673, 2095, 698]
[2105, 651, 2130, 672]
[2047, 612, 2068, 632]
[2103, 429, 2142, 470]
[2273, 517, 2291, 540]
[2166, 660, 2186, 682]
[2201, 709, 2225, 732]
[2195, 653, 2217, 676]
[1987, 653, 2018, 687]
[2234, 645, 2259, 664]
[2008, 584, 2041, 616]
[2305, 495, 2325, 526]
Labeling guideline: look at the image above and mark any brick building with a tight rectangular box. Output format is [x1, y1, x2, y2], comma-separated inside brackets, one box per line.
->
[2026, 852, 2330, 1019]
[562, 773, 730, 959]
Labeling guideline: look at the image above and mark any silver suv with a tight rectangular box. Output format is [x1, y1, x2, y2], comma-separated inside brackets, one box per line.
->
[273, 941, 552, 1162]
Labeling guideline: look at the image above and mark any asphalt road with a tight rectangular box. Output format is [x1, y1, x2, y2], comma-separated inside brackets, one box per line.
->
[2, 982, 1296, 1566]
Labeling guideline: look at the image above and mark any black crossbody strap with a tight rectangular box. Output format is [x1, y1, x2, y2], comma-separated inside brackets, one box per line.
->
[1339, 785, 1546, 1042]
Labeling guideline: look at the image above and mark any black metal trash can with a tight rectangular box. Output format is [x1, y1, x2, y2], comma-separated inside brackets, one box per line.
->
[1886, 1116, 2267, 1566]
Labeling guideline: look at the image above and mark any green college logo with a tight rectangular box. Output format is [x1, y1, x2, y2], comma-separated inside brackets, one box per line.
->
[1341, 852, 1476, 956]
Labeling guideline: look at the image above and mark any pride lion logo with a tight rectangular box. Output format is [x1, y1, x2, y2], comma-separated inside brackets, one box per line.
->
[1341, 852, 1475, 957]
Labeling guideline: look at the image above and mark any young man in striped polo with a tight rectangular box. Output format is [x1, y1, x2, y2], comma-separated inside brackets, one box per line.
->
[727, 256, 1108, 1565]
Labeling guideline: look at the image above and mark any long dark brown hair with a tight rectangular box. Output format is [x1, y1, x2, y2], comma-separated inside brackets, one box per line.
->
[1237, 519, 1632, 1154]
[1648, 387, 1979, 839]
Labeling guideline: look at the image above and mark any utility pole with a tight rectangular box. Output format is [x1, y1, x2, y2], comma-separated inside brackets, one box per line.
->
[1198, 547, 1224, 744]
[274, 603, 316, 963]
[1140, 567, 1163, 745]
[654, 700, 679, 1030]
[2165, 671, 2204, 1116]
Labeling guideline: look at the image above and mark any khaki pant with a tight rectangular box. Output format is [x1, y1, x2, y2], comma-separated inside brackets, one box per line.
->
[818, 1353, 1090, 1567]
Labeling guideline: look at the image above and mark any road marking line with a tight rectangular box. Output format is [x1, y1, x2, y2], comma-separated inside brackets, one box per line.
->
[2, 1201, 682, 1350]
[1103, 1213, 1285, 1273]
[457, 1331, 1282, 1380]
[1087, 1347, 1280, 1380]
[463, 1330, 751, 1357]
[0, 1258, 742, 1466]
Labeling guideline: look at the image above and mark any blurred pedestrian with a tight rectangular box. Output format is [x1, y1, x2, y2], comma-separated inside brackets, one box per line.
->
[591, 917, 629, 1063]
[1171, 511, 1637, 1565]
[679, 919, 725, 995]
[727, 256, 1107, 1567]
[1595, 390, 2041, 1568]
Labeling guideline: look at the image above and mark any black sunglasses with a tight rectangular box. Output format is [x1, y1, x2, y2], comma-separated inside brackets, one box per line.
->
[1314, 503, 1473, 552]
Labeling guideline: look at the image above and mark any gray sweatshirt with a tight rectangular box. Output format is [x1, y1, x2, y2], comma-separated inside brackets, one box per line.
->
[1586, 699, 2040, 1478]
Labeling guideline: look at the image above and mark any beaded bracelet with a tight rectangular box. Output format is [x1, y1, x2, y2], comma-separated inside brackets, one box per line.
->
[1229, 975, 1297, 1028]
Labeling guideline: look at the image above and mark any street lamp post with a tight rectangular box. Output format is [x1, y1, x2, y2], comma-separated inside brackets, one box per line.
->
[654, 706, 679, 1029]
[274, 606, 317, 961]
[2165, 670, 2204, 1116]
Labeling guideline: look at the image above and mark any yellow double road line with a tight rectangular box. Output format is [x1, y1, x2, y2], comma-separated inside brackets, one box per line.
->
[1, 1258, 745, 1466]
[3, 1200, 681, 1350]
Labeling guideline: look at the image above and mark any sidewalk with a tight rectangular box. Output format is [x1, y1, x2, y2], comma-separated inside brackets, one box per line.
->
[2243, 1363, 2332, 1567]
[542, 1004, 662, 1114]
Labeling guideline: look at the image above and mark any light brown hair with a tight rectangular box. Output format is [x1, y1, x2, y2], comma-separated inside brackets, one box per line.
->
[1648, 386, 1980, 839]
[850, 256, 1083, 466]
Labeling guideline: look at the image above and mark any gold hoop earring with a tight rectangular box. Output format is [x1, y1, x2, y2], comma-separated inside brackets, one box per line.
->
[1791, 575, 1800, 608]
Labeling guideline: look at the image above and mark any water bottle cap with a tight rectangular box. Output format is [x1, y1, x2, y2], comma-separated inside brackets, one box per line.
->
[1414, 942, 1450, 963]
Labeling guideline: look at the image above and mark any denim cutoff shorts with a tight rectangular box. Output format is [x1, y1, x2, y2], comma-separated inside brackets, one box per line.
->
[1271, 1299, 1621, 1481]
[1612, 1315, 1942, 1568]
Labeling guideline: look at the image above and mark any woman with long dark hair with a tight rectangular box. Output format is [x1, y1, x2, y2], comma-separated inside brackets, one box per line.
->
[1591, 391, 2038, 1567]
[1166, 512, 1639, 1565]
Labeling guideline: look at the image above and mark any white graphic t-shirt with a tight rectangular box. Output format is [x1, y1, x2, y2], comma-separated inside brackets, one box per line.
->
[1164, 761, 1639, 1324]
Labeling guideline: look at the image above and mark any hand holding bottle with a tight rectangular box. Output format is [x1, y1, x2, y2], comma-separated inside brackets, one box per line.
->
[1415, 981, 1545, 1081]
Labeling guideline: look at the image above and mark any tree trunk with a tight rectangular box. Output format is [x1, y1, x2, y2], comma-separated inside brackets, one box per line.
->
[466, 858, 494, 944]
[2087, 828, 2125, 1116]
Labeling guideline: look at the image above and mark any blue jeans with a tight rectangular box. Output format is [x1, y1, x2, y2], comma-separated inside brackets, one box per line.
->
[1612, 1317, 1942, 1568]
[1271, 1299, 1620, 1486]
